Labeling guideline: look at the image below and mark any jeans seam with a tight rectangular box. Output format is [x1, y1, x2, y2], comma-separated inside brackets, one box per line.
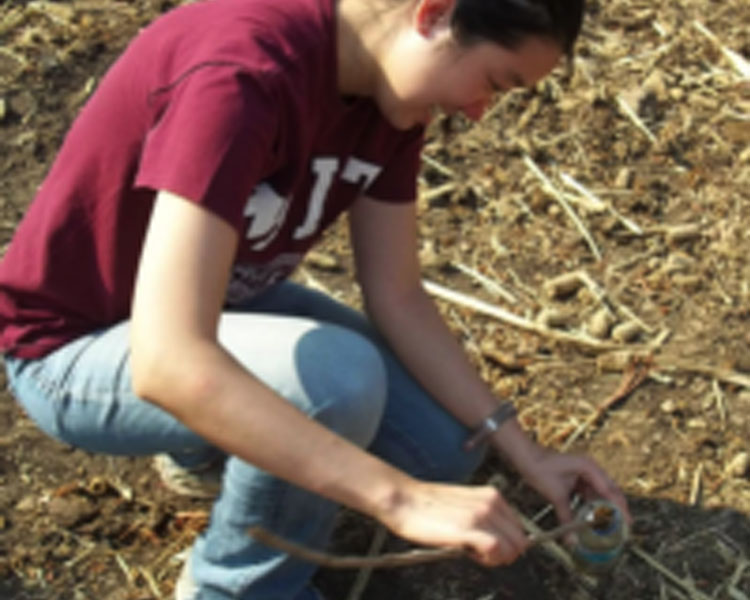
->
[15, 354, 133, 407]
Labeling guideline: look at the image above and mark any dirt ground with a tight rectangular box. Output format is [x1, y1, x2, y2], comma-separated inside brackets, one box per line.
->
[1, 0, 750, 599]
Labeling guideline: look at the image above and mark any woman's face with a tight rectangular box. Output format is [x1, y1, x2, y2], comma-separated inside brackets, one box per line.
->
[375, 17, 563, 130]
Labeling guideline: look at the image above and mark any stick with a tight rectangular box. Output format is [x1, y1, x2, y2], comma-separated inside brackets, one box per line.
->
[522, 154, 602, 260]
[420, 181, 457, 203]
[452, 262, 519, 305]
[248, 519, 595, 570]
[139, 567, 165, 599]
[629, 545, 714, 600]
[423, 279, 640, 352]
[616, 95, 657, 144]
[346, 526, 388, 600]
[114, 552, 136, 586]
[692, 21, 750, 79]
[249, 526, 464, 569]
[558, 358, 651, 451]
[515, 511, 599, 595]
[559, 172, 643, 235]
[577, 270, 655, 334]
[713, 379, 727, 428]
[660, 360, 750, 389]
[421, 153, 456, 178]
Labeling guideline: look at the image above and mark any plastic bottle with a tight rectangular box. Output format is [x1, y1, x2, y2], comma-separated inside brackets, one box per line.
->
[572, 499, 628, 573]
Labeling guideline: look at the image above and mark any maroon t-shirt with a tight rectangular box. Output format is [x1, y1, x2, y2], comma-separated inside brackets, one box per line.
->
[0, 0, 424, 359]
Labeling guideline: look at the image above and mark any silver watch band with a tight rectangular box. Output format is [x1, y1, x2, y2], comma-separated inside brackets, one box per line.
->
[463, 402, 518, 451]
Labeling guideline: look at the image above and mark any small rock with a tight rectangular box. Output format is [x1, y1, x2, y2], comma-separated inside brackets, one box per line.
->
[642, 69, 668, 102]
[15, 495, 37, 512]
[660, 399, 677, 414]
[726, 452, 749, 478]
[543, 272, 583, 299]
[535, 307, 573, 329]
[611, 320, 643, 343]
[669, 87, 685, 101]
[671, 273, 702, 292]
[666, 223, 702, 245]
[305, 250, 341, 272]
[614, 167, 633, 189]
[51, 542, 75, 560]
[663, 251, 695, 274]
[0, 98, 6, 122]
[47, 496, 98, 529]
[586, 308, 615, 339]
[418, 240, 439, 267]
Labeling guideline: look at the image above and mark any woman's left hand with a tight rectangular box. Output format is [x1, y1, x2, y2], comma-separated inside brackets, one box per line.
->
[513, 445, 631, 528]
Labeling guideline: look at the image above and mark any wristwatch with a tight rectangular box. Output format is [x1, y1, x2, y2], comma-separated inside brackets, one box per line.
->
[463, 402, 518, 451]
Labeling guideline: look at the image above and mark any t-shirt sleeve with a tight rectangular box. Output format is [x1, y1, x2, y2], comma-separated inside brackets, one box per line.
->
[135, 64, 279, 231]
[365, 126, 424, 204]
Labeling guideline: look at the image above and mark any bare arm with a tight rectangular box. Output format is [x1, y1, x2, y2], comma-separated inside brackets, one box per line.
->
[348, 196, 538, 464]
[129, 190, 528, 564]
[349, 195, 629, 524]
[130, 190, 408, 518]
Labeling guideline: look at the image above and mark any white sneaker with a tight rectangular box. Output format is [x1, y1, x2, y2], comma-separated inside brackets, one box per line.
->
[153, 453, 223, 499]
[174, 550, 198, 600]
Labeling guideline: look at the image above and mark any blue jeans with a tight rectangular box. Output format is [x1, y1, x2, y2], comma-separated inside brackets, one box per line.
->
[5, 282, 484, 599]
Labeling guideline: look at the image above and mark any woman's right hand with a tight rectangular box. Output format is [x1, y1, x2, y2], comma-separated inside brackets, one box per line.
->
[378, 479, 529, 566]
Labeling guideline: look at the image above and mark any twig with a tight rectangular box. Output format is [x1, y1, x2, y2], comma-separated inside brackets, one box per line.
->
[558, 356, 652, 451]
[689, 463, 703, 507]
[249, 526, 463, 568]
[616, 95, 658, 144]
[659, 359, 750, 389]
[506, 268, 539, 302]
[713, 379, 727, 428]
[298, 267, 334, 296]
[420, 181, 457, 203]
[576, 271, 616, 317]
[577, 270, 655, 334]
[730, 559, 750, 585]
[629, 545, 714, 600]
[559, 172, 643, 235]
[64, 542, 97, 568]
[452, 262, 518, 305]
[346, 526, 388, 600]
[139, 567, 164, 599]
[248, 518, 596, 570]
[423, 279, 642, 352]
[513, 509, 598, 596]
[522, 154, 602, 260]
[692, 21, 750, 79]
[114, 552, 136, 586]
[421, 153, 456, 178]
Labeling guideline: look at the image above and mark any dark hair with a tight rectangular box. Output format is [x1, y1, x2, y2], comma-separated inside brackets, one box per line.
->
[450, 0, 585, 56]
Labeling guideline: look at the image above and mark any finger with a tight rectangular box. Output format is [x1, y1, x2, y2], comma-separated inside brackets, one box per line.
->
[490, 513, 529, 557]
[547, 493, 577, 546]
[477, 496, 529, 562]
[574, 457, 632, 523]
[466, 528, 524, 566]
[467, 500, 528, 566]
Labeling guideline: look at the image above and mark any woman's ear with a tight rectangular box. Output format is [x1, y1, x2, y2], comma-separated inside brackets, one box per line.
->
[413, 0, 455, 37]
